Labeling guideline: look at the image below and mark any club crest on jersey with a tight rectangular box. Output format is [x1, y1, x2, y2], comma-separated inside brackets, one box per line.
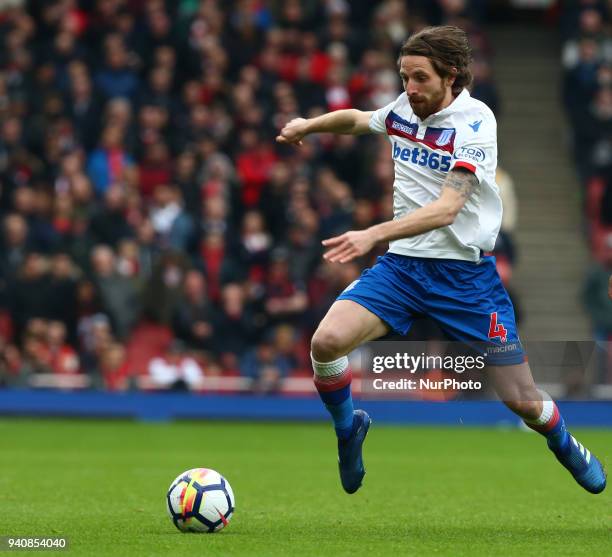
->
[435, 129, 455, 146]
[423, 127, 456, 152]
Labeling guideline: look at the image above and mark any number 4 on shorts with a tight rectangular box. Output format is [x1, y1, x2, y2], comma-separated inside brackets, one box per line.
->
[488, 312, 507, 343]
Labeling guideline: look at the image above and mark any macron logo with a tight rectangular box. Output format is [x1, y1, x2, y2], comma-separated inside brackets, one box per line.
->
[469, 120, 482, 132]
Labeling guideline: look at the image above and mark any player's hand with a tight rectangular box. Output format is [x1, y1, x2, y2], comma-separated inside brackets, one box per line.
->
[322, 229, 377, 263]
[276, 118, 308, 146]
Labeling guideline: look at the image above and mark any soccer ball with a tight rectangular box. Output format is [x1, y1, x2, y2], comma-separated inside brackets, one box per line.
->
[166, 468, 235, 533]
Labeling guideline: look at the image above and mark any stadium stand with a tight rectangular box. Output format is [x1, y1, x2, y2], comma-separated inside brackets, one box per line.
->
[0, 0, 560, 394]
[558, 1, 612, 381]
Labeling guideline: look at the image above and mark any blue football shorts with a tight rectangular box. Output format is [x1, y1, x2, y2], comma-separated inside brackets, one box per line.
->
[336, 252, 525, 366]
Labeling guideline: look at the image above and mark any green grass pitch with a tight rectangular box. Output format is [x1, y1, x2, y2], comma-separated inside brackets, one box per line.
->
[0, 418, 610, 556]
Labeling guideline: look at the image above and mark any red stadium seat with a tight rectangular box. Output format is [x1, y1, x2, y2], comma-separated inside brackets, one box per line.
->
[125, 321, 173, 376]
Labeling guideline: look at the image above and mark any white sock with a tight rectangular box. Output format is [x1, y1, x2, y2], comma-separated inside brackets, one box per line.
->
[310, 353, 349, 378]
[525, 390, 554, 425]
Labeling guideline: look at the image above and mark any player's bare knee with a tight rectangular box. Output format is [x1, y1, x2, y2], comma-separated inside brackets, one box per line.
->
[503, 399, 541, 420]
[311, 328, 348, 362]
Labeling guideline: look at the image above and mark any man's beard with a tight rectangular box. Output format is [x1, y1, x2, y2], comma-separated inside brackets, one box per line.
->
[409, 85, 446, 119]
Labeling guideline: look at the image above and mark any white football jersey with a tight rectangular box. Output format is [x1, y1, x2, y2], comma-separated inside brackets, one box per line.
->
[369, 88, 502, 262]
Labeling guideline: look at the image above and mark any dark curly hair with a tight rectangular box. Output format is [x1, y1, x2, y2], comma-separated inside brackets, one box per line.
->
[398, 26, 473, 97]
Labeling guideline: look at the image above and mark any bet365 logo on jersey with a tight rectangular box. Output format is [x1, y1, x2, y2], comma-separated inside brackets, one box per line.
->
[392, 142, 452, 172]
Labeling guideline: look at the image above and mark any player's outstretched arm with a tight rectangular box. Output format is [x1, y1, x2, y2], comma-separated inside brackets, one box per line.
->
[276, 110, 374, 146]
[322, 168, 478, 263]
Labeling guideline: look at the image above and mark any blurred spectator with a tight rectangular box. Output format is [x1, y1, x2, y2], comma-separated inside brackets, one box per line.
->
[20, 320, 51, 376]
[492, 165, 520, 324]
[583, 240, 612, 340]
[600, 175, 612, 225]
[583, 238, 612, 383]
[283, 219, 321, 283]
[149, 184, 194, 252]
[496, 166, 518, 236]
[94, 34, 139, 101]
[174, 149, 200, 219]
[116, 238, 140, 278]
[1, 213, 30, 283]
[470, 58, 500, 115]
[97, 341, 131, 391]
[86, 125, 134, 196]
[78, 312, 111, 374]
[240, 339, 292, 393]
[134, 218, 159, 280]
[46, 252, 78, 341]
[239, 209, 272, 281]
[0, 336, 21, 387]
[90, 245, 139, 339]
[13, 187, 58, 253]
[9, 253, 50, 342]
[271, 322, 304, 372]
[316, 168, 354, 238]
[141, 249, 189, 324]
[216, 282, 266, 366]
[171, 270, 219, 353]
[264, 248, 308, 324]
[138, 140, 172, 199]
[236, 128, 278, 207]
[88, 184, 134, 247]
[200, 230, 243, 302]
[45, 320, 80, 374]
[147, 340, 205, 390]
[67, 68, 102, 151]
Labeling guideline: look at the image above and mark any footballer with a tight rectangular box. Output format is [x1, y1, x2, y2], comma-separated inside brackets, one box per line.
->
[277, 26, 606, 495]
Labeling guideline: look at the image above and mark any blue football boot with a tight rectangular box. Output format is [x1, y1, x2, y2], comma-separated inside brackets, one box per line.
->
[338, 409, 371, 494]
[549, 432, 607, 494]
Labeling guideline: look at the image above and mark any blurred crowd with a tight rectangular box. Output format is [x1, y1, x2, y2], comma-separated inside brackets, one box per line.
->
[0, 0, 501, 391]
[562, 0, 612, 381]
